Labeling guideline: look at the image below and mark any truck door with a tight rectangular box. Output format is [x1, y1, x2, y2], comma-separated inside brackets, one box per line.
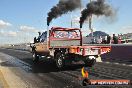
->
[35, 32, 49, 55]
[35, 42, 48, 53]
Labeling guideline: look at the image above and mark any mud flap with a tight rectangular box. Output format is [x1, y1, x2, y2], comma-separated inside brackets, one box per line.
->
[96, 55, 102, 62]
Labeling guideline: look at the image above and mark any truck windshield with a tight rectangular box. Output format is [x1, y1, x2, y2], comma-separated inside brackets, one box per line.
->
[54, 30, 80, 39]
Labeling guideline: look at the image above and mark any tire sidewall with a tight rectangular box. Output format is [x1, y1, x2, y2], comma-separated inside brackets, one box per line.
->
[55, 53, 65, 68]
[32, 51, 39, 63]
[84, 59, 96, 67]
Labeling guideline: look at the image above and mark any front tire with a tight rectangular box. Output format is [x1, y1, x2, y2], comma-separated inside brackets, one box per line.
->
[32, 51, 39, 63]
[55, 53, 65, 69]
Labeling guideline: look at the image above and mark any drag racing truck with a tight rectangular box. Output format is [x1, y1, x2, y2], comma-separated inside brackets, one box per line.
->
[30, 27, 111, 68]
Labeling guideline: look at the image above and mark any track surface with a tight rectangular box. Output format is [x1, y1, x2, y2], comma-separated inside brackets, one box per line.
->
[0, 46, 132, 88]
[101, 45, 132, 64]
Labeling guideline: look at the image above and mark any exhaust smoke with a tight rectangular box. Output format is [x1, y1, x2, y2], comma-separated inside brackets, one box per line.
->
[80, 0, 116, 28]
[47, 0, 81, 26]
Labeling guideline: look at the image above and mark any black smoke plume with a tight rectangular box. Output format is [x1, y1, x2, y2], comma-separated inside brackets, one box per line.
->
[47, 0, 81, 26]
[80, 0, 115, 28]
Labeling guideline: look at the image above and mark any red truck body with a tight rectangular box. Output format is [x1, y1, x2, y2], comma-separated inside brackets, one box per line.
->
[31, 27, 111, 68]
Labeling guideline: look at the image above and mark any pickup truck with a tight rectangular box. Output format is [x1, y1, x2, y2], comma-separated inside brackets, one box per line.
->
[30, 27, 111, 68]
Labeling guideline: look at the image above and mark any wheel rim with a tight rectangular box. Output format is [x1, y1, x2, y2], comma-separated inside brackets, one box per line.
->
[32, 52, 36, 60]
[57, 56, 63, 66]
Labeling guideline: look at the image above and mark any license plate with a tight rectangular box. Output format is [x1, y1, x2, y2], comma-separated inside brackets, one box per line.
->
[85, 49, 99, 55]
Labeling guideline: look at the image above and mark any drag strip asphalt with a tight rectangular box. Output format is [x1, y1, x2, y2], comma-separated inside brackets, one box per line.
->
[0, 48, 132, 88]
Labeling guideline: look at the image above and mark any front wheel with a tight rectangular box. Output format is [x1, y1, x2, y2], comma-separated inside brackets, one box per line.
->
[55, 53, 65, 69]
[32, 51, 39, 63]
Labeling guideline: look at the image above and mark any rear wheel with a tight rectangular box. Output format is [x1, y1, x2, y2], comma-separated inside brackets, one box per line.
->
[84, 58, 96, 67]
[55, 52, 65, 69]
[32, 51, 39, 63]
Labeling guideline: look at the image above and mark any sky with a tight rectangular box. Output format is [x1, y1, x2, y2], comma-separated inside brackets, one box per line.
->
[0, 0, 132, 45]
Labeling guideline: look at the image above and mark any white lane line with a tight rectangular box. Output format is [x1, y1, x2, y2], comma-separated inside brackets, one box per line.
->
[128, 65, 132, 67]
[114, 63, 119, 65]
[122, 64, 126, 66]
[105, 62, 110, 64]
[104, 61, 132, 67]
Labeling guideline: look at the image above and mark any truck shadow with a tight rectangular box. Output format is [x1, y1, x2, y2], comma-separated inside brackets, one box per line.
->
[31, 60, 85, 73]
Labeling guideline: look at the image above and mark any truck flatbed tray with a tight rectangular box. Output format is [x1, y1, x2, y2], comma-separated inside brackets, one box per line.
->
[83, 44, 111, 46]
[49, 45, 111, 49]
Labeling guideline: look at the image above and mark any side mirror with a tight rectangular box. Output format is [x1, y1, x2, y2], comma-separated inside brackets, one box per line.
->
[38, 32, 41, 36]
[34, 37, 37, 43]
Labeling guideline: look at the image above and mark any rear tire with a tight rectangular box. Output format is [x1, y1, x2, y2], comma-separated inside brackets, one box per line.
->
[55, 52, 65, 69]
[84, 59, 96, 67]
[32, 51, 39, 63]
